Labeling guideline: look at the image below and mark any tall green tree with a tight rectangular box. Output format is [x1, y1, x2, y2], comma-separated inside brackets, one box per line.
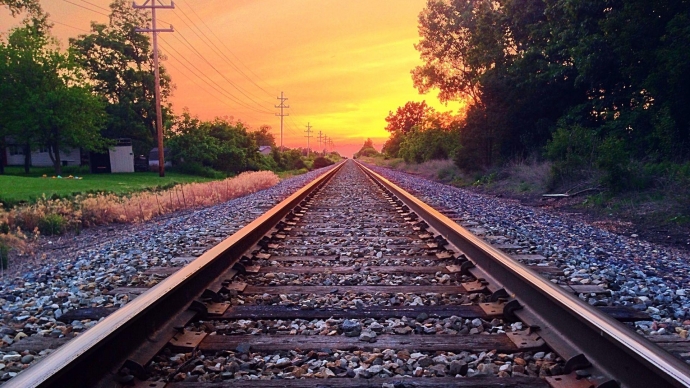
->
[0, 25, 108, 175]
[0, 0, 47, 174]
[69, 0, 173, 156]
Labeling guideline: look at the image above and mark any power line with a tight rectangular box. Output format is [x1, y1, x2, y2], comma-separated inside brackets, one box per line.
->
[63, 0, 109, 16]
[176, 0, 278, 96]
[171, 2, 275, 105]
[52, 20, 89, 32]
[163, 59, 266, 124]
[79, 0, 109, 11]
[161, 35, 272, 116]
[170, 28, 273, 114]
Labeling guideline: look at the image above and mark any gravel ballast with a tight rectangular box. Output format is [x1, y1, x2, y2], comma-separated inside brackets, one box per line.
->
[365, 164, 690, 340]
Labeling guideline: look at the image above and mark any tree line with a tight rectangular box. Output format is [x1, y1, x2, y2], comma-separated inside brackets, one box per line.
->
[1, 0, 325, 176]
[382, 0, 690, 192]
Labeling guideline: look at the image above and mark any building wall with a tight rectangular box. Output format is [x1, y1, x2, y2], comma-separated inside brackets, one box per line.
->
[4, 146, 80, 167]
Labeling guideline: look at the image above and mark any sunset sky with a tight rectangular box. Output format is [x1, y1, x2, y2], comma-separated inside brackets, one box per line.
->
[1, 0, 462, 156]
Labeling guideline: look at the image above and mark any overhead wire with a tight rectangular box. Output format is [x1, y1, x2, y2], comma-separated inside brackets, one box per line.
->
[64, 0, 279, 130]
[160, 35, 272, 116]
[163, 60, 265, 124]
[63, 0, 109, 17]
[78, 0, 109, 12]
[167, 28, 273, 114]
[171, 2, 275, 106]
[176, 0, 278, 96]
[52, 20, 90, 32]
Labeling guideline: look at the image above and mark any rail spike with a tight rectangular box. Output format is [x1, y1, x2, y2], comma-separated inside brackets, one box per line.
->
[502, 299, 523, 322]
[490, 288, 510, 302]
[564, 353, 592, 373]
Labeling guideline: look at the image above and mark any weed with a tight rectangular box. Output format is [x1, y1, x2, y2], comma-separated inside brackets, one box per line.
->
[0, 241, 7, 270]
[38, 214, 67, 236]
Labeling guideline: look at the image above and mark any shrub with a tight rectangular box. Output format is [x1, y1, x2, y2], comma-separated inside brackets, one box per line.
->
[399, 128, 460, 164]
[173, 162, 226, 179]
[545, 125, 599, 182]
[38, 214, 67, 236]
[312, 156, 334, 169]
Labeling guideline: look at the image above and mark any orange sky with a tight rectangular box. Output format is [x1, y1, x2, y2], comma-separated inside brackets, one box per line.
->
[2, 0, 462, 156]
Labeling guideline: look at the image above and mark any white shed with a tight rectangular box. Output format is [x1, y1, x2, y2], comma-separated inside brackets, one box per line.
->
[109, 139, 134, 173]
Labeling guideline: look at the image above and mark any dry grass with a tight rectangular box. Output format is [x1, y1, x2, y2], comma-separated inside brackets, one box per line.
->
[491, 159, 552, 194]
[0, 171, 280, 233]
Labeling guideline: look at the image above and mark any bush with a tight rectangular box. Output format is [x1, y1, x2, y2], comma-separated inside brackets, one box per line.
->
[312, 156, 334, 169]
[38, 214, 67, 236]
[173, 163, 226, 179]
[596, 137, 633, 192]
[399, 128, 460, 164]
[545, 125, 598, 181]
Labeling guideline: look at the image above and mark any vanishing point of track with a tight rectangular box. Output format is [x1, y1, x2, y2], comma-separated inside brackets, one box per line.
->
[6, 160, 690, 388]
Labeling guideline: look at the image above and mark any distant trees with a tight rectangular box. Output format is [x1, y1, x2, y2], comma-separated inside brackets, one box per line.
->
[166, 113, 273, 176]
[251, 125, 276, 148]
[354, 138, 379, 158]
[381, 101, 461, 164]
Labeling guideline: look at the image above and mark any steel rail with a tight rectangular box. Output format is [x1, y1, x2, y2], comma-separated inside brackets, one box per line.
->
[357, 161, 690, 388]
[6, 162, 345, 388]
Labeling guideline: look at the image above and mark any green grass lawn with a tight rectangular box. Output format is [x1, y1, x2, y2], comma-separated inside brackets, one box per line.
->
[0, 166, 216, 206]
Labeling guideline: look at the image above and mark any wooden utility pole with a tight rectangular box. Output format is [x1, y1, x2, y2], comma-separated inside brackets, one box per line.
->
[317, 130, 323, 152]
[304, 122, 313, 156]
[134, 0, 174, 177]
[275, 92, 289, 151]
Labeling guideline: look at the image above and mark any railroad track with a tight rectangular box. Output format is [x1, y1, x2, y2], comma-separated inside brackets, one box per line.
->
[6, 160, 690, 387]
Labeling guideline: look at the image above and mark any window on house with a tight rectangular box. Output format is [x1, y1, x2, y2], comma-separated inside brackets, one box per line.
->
[8, 146, 24, 156]
[38, 146, 49, 153]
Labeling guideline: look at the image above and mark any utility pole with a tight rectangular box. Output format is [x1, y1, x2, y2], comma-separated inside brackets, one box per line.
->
[317, 130, 323, 152]
[275, 92, 289, 151]
[304, 123, 312, 156]
[323, 135, 329, 154]
[134, 0, 174, 177]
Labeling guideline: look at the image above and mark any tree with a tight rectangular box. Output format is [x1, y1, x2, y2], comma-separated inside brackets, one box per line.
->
[1, 0, 41, 15]
[0, 3, 49, 174]
[167, 112, 221, 167]
[354, 138, 379, 158]
[251, 125, 276, 147]
[36, 84, 108, 175]
[384, 101, 432, 134]
[69, 0, 173, 156]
